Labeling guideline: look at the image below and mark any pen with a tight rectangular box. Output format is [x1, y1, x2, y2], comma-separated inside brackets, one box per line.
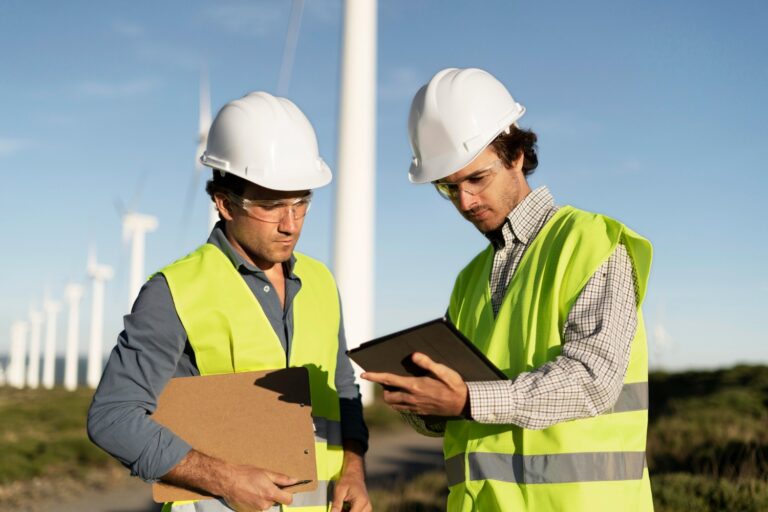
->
[280, 479, 313, 489]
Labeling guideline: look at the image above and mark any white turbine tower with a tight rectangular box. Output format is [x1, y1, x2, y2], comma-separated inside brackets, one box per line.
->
[123, 212, 158, 307]
[7, 320, 29, 388]
[334, 0, 377, 405]
[87, 250, 114, 389]
[42, 293, 61, 389]
[197, 71, 216, 233]
[26, 306, 43, 389]
[181, 69, 215, 238]
[63, 283, 84, 391]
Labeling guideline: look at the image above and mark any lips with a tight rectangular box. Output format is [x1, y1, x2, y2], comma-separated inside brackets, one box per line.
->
[466, 208, 490, 221]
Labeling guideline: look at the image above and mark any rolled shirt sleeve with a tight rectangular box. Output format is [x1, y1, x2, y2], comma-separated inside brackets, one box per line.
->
[87, 274, 193, 482]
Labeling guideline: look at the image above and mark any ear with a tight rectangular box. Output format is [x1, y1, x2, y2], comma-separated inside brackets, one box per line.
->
[213, 192, 235, 222]
[511, 150, 525, 172]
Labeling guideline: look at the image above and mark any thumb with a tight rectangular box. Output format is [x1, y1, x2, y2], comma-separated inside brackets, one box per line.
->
[267, 470, 299, 487]
[330, 481, 348, 512]
[413, 352, 460, 383]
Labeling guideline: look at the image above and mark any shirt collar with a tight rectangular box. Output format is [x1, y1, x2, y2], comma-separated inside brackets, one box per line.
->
[484, 186, 555, 248]
[207, 221, 297, 276]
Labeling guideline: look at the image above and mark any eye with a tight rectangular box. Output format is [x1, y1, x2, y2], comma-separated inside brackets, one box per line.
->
[466, 172, 489, 184]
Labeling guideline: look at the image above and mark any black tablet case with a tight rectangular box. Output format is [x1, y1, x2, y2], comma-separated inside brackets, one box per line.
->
[347, 318, 507, 381]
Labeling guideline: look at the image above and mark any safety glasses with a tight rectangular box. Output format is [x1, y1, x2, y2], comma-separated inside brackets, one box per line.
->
[227, 191, 313, 223]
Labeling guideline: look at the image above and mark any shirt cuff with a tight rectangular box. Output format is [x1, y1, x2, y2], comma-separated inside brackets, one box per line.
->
[466, 380, 518, 424]
[340, 397, 369, 454]
[131, 433, 193, 483]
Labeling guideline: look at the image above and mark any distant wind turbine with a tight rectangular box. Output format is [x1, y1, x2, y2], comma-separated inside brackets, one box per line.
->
[63, 283, 84, 391]
[123, 212, 158, 307]
[86, 249, 114, 389]
[42, 292, 61, 389]
[181, 67, 216, 237]
[26, 306, 43, 389]
[7, 320, 29, 388]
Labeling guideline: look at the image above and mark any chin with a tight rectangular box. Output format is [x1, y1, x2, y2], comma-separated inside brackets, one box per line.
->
[475, 218, 505, 233]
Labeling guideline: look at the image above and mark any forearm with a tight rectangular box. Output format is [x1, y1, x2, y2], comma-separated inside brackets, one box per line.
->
[162, 449, 234, 498]
[86, 274, 194, 480]
[341, 440, 366, 473]
[466, 354, 627, 429]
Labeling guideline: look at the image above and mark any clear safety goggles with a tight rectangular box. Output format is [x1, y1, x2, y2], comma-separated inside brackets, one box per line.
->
[227, 191, 313, 223]
[432, 159, 503, 201]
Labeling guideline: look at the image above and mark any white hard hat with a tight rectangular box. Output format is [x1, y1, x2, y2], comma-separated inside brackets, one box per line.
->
[407, 68, 526, 184]
[201, 91, 332, 190]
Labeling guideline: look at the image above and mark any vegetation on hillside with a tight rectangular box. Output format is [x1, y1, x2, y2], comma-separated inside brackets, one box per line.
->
[1, 365, 766, 511]
[0, 387, 112, 484]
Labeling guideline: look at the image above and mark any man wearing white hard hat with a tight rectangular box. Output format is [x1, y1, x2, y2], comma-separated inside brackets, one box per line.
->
[363, 68, 654, 511]
[89, 92, 371, 512]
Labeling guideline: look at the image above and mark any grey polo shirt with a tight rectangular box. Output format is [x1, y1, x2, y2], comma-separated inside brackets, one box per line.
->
[87, 223, 368, 482]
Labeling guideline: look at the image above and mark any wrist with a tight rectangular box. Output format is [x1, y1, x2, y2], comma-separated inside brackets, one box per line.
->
[342, 441, 366, 475]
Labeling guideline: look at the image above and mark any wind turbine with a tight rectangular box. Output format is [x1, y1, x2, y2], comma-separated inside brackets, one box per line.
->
[86, 249, 114, 389]
[63, 283, 84, 391]
[123, 212, 158, 307]
[181, 68, 215, 237]
[7, 320, 29, 388]
[26, 306, 43, 389]
[41, 292, 61, 389]
[334, 0, 377, 405]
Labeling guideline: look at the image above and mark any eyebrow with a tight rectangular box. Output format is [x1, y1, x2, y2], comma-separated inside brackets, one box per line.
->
[435, 167, 493, 186]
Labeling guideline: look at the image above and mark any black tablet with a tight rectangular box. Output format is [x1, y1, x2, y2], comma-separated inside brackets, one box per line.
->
[347, 317, 507, 381]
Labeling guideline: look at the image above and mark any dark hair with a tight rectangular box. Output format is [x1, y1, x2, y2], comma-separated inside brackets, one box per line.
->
[205, 171, 250, 221]
[205, 171, 248, 200]
[489, 125, 539, 176]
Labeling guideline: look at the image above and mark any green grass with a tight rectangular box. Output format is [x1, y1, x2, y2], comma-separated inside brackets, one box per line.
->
[1, 365, 766, 511]
[0, 387, 113, 484]
[651, 473, 768, 512]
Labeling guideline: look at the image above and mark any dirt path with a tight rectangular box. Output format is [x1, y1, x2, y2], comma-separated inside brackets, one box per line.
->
[34, 428, 443, 511]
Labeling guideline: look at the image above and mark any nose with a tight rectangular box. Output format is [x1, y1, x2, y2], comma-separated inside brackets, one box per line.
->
[277, 207, 299, 234]
[456, 187, 478, 212]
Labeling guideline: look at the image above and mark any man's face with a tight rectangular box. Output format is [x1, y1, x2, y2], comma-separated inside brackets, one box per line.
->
[440, 146, 530, 233]
[216, 182, 310, 268]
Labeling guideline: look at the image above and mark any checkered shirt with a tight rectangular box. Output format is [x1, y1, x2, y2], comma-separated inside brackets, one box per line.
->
[403, 186, 639, 434]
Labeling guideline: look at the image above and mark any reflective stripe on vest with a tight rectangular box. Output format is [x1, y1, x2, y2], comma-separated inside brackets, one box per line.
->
[446, 451, 647, 487]
[446, 206, 654, 511]
[609, 381, 648, 414]
[167, 482, 334, 511]
[160, 245, 343, 511]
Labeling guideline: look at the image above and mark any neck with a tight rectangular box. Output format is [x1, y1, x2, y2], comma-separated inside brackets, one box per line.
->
[223, 227, 284, 273]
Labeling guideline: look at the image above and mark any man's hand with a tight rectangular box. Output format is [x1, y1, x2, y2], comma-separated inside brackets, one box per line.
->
[331, 441, 371, 512]
[220, 464, 297, 511]
[362, 352, 469, 417]
[162, 449, 299, 512]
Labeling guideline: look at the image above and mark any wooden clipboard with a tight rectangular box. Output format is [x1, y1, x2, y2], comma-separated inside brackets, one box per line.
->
[151, 367, 317, 503]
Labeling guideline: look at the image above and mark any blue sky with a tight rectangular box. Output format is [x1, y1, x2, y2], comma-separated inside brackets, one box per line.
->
[0, 0, 766, 370]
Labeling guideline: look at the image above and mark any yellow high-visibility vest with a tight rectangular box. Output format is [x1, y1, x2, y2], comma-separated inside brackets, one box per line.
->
[446, 206, 654, 511]
[160, 244, 343, 512]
